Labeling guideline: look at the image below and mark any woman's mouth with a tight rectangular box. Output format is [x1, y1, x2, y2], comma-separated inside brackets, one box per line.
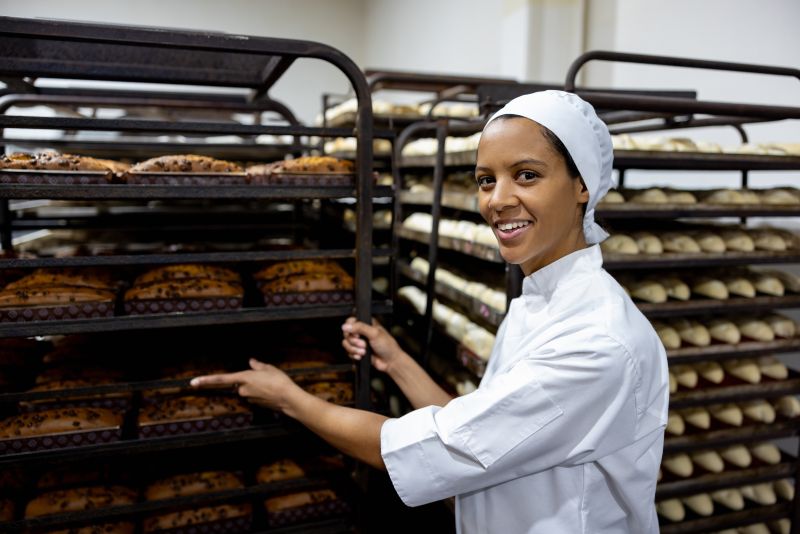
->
[494, 220, 532, 241]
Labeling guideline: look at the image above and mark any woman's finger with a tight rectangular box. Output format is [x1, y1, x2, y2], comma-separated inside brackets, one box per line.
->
[190, 371, 248, 388]
[249, 358, 270, 371]
[341, 339, 363, 360]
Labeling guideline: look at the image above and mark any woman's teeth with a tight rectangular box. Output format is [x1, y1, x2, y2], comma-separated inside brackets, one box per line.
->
[497, 221, 531, 231]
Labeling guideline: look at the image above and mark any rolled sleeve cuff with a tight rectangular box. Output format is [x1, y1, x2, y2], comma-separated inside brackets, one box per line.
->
[381, 407, 448, 507]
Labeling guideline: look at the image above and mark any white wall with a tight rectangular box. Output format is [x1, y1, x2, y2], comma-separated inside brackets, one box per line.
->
[0, 0, 368, 124]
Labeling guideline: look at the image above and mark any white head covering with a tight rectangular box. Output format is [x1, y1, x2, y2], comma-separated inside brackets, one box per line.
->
[485, 90, 615, 244]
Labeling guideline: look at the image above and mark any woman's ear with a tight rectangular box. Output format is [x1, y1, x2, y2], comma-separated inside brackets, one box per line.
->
[575, 177, 590, 204]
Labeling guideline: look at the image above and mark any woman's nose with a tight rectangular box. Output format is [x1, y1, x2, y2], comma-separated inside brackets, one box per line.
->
[488, 178, 519, 212]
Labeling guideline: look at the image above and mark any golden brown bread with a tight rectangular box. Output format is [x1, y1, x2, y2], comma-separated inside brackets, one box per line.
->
[143, 504, 251, 532]
[129, 155, 242, 173]
[304, 382, 354, 404]
[277, 361, 344, 382]
[250, 156, 353, 175]
[256, 459, 305, 484]
[0, 407, 123, 438]
[0, 152, 115, 172]
[20, 378, 129, 410]
[48, 522, 136, 534]
[138, 395, 250, 424]
[24, 485, 137, 518]
[5, 268, 116, 290]
[133, 264, 241, 286]
[260, 273, 353, 294]
[0, 285, 115, 308]
[124, 279, 243, 301]
[145, 471, 243, 501]
[253, 260, 349, 283]
[265, 489, 337, 513]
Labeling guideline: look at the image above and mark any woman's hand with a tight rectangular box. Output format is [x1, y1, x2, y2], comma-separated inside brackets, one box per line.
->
[341, 317, 404, 373]
[190, 358, 302, 412]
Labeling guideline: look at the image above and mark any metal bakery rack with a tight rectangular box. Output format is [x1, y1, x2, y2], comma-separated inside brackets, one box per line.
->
[0, 16, 396, 533]
[392, 51, 800, 533]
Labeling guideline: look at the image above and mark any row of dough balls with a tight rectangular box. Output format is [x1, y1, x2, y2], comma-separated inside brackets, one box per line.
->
[712, 522, 790, 534]
[667, 396, 800, 436]
[398, 285, 495, 360]
[402, 132, 482, 157]
[600, 187, 800, 206]
[612, 134, 800, 156]
[657, 480, 793, 526]
[620, 269, 799, 304]
[602, 227, 797, 256]
[403, 213, 497, 247]
[653, 315, 796, 350]
[321, 98, 478, 124]
[323, 137, 394, 155]
[409, 257, 506, 312]
[669, 356, 789, 393]
[662, 442, 784, 479]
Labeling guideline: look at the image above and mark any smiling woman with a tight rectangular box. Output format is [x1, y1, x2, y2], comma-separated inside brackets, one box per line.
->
[193, 91, 670, 534]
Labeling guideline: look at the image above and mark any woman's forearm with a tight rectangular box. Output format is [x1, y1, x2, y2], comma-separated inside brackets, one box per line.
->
[387, 351, 453, 409]
[282, 387, 388, 470]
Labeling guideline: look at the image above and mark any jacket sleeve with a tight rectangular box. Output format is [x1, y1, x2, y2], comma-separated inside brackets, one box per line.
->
[381, 333, 641, 506]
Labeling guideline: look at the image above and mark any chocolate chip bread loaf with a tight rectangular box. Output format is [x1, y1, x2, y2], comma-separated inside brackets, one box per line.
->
[143, 503, 251, 532]
[0, 407, 123, 438]
[0, 286, 116, 308]
[24, 485, 137, 518]
[129, 155, 242, 173]
[253, 260, 349, 283]
[137, 396, 250, 424]
[0, 152, 119, 172]
[265, 489, 337, 513]
[304, 382, 354, 405]
[124, 279, 243, 301]
[5, 268, 117, 291]
[248, 156, 353, 176]
[133, 265, 241, 286]
[260, 273, 353, 294]
[256, 459, 305, 484]
[48, 522, 136, 534]
[277, 360, 344, 383]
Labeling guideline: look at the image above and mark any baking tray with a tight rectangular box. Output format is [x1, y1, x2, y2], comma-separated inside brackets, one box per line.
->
[261, 291, 353, 307]
[0, 169, 112, 185]
[0, 426, 122, 455]
[0, 300, 115, 322]
[124, 297, 243, 315]
[123, 172, 249, 186]
[250, 172, 356, 187]
[266, 498, 351, 528]
[138, 412, 254, 439]
[144, 510, 252, 534]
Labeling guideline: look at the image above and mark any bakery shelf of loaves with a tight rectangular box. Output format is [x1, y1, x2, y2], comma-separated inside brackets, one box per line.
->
[0, 17, 394, 534]
[390, 55, 800, 533]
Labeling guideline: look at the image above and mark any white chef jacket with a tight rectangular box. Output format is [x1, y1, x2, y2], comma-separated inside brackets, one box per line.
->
[381, 245, 669, 534]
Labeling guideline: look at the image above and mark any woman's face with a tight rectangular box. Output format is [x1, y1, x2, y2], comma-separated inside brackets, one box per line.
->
[476, 117, 589, 276]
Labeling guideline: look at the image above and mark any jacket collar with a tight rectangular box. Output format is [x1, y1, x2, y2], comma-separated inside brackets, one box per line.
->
[521, 244, 603, 300]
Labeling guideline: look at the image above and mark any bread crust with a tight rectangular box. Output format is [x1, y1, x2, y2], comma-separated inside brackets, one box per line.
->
[143, 504, 251, 532]
[138, 395, 250, 424]
[264, 489, 337, 513]
[145, 471, 243, 501]
[24, 485, 136, 518]
[0, 407, 123, 438]
[253, 260, 349, 283]
[129, 155, 242, 173]
[256, 459, 305, 484]
[0, 285, 115, 307]
[124, 279, 243, 301]
[248, 156, 353, 175]
[304, 382, 353, 404]
[133, 265, 240, 286]
[5, 268, 116, 290]
[0, 153, 115, 172]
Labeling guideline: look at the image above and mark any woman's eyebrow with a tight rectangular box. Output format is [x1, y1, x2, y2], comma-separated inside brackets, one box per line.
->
[510, 158, 548, 168]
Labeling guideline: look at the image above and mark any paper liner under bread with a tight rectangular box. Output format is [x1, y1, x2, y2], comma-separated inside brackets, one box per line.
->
[0, 426, 122, 455]
[0, 301, 114, 323]
[261, 290, 353, 307]
[144, 513, 252, 534]
[137, 413, 253, 439]
[0, 169, 112, 185]
[124, 297, 242, 315]
[123, 172, 248, 186]
[266, 498, 351, 528]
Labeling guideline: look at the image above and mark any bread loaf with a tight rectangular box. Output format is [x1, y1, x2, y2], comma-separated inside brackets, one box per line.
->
[694, 361, 724, 384]
[775, 396, 800, 418]
[741, 483, 777, 505]
[709, 403, 743, 426]
[660, 233, 701, 253]
[656, 499, 684, 522]
[720, 229, 755, 252]
[691, 277, 729, 299]
[681, 493, 713, 516]
[736, 318, 775, 342]
[138, 395, 250, 424]
[741, 400, 776, 424]
[250, 156, 354, 175]
[130, 155, 242, 173]
[672, 319, 711, 347]
[145, 471, 243, 501]
[671, 365, 698, 389]
[662, 453, 693, 477]
[690, 450, 724, 473]
[666, 190, 697, 204]
[124, 279, 243, 301]
[600, 234, 639, 255]
[134, 264, 241, 286]
[722, 359, 761, 384]
[0, 285, 115, 307]
[757, 355, 789, 379]
[720, 444, 752, 468]
[256, 459, 305, 484]
[750, 229, 787, 251]
[706, 319, 741, 344]
[0, 407, 122, 438]
[711, 488, 744, 511]
[260, 273, 353, 293]
[143, 504, 251, 532]
[651, 321, 681, 349]
[5, 268, 116, 290]
[48, 522, 135, 534]
[660, 277, 690, 301]
[774, 479, 794, 501]
[625, 280, 667, 303]
[253, 260, 350, 283]
[629, 188, 668, 204]
[25, 485, 137, 518]
[600, 190, 625, 204]
[666, 412, 684, 435]
[681, 407, 710, 429]
[722, 274, 756, 298]
[264, 489, 337, 513]
[0, 152, 116, 172]
[692, 231, 726, 253]
[304, 382, 354, 404]
[750, 442, 781, 465]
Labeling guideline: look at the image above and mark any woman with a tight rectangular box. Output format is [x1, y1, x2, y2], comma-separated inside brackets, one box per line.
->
[192, 90, 669, 533]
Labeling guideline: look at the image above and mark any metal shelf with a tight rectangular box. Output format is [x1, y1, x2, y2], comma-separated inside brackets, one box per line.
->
[0, 300, 393, 338]
[659, 503, 790, 534]
[656, 460, 796, 500]
[398, 227, 503, 263]
[604, 250, 800, 270]
[638, 294, 800, 318]
[667, 338, 800, 364]
[0, 184, 393, 200]
[663, 419, 800, 454]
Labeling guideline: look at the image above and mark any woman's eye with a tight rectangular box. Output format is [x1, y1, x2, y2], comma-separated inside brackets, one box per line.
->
[518, 171, 538, 182]
[476, 176, 495, 188]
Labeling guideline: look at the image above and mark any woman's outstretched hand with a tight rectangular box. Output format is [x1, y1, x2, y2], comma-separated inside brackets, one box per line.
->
[190, 358, 301, 412]
[341, 317, 404, 373]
